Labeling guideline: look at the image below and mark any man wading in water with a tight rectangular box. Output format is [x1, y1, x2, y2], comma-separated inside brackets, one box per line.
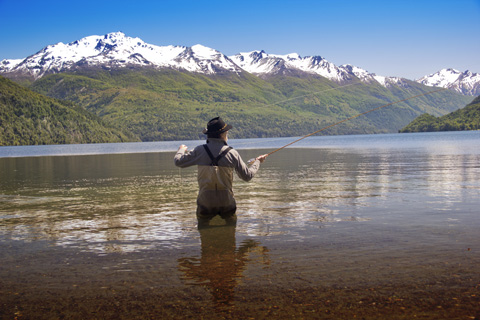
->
[174, 117, 267, 228]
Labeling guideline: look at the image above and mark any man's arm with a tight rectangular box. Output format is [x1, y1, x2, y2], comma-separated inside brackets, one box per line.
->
[174, 145, 198, 168]
[233, 152, 268, 182]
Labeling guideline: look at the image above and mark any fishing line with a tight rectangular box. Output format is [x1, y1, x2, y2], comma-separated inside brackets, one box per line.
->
[261, 87, 448, 159]
[232, 81, 364, 149]
[262, 81, 363, 108]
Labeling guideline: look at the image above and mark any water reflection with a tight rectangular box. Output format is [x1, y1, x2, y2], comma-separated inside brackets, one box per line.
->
[1, 133, 480, 253]
[1, 132, 479, 319]
[233, 146, 480, 237]
[178, 219, 270, 310]
[0, 153, 200, 253]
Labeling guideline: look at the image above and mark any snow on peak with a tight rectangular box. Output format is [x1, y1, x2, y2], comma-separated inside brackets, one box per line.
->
[417, 68, 461, 86]
[0, 32, 241, 78]
[417, 68, 480, 96]
[1, 32, 477, 95]
[229, 51, 402, 85]
[339, 64, 405, 87]
[229, 50, 285, 74]
[191, 44, 220, 59]
[277, 53, 302, 61]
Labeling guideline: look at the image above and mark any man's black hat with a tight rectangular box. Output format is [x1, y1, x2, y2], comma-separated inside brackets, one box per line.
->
[202, 117, 232, 134]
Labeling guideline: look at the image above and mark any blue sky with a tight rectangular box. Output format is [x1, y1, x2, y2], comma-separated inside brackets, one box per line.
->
[1, 0, 479, 79]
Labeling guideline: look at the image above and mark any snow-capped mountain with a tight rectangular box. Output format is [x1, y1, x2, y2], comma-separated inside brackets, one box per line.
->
[228, 50, 404, 86]
[0, 32, 405, 87]
[0, 32, 242, 79]
[416, 69, 480, 96]
[1, 32, 477, 95]
[338, 64, 404, 87]
[229, 50, 351, 81]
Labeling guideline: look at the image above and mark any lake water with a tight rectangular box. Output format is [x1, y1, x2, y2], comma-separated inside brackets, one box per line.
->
[1, 131, 479, 319]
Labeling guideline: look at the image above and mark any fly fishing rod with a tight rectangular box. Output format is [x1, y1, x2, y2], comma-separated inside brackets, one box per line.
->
[259, 87, 448, 159]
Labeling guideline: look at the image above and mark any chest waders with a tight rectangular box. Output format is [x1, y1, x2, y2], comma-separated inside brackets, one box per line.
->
[196, 144, 236, 223]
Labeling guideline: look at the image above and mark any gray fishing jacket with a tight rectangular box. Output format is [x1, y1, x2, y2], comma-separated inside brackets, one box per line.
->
[174, 138, 261, 209]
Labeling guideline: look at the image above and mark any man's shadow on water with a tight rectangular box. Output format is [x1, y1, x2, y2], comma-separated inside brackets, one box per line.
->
[178, 217, 270, 310]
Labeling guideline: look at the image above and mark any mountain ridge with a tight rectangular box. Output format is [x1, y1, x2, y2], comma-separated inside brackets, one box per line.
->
[1, 32, 478, 96]
[417, 68, 480, 96]
[0, 32, 243, 80]
[0, 32, 475, 144]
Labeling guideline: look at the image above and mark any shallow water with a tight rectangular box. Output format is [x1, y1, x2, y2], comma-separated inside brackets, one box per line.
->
[1, 131, 480, 319]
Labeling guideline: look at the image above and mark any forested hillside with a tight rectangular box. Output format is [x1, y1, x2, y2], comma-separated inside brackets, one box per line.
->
[28, 68, 472, 141]
[399, 95, 480, 133]
[0, 76, 136, 146]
